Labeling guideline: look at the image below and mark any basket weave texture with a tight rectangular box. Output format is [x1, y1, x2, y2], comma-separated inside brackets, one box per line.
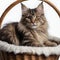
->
[0, 51, 59, 60]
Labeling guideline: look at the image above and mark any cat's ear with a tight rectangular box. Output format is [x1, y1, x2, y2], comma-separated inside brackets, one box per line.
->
[36, 2, 44, 14]
[21, 3, 28, 14]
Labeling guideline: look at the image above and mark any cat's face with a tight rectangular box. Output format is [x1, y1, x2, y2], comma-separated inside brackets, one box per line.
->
[21, 2, 47, 29]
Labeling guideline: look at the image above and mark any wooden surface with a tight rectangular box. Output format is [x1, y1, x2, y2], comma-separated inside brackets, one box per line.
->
[0, 51, 59, 60]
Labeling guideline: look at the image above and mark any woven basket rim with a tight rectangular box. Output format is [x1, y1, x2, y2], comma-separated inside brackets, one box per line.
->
[0, 40, 60, 56]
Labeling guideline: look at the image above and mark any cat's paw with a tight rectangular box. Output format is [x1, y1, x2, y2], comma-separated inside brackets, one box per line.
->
[50, 42, 57, 46]
[31, 42, 45, 47]
[45, 41, 57, 47]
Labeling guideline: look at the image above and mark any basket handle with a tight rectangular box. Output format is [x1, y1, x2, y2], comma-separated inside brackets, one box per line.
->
[44, 0, 60, 16]
[0, 0, 60, 27]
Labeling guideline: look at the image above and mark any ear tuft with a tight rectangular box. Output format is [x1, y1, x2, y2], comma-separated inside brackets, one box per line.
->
[21, 3, 28, 14]
[21, 3, 27, 9]
[37, 1, 43, 9]
[36, 2, 44, 14]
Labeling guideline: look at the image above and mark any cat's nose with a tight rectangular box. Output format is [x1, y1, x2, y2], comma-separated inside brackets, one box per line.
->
[31, 16, 36, 23]
[31, 20, 35, 23]
[33, 23, 37, 25]
[32, 23, 37, 26]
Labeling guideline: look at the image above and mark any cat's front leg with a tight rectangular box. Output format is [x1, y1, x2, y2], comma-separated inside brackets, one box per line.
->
[23, 31, 45, 47]
[3, 33, 20, 46]
[31, 41, 45, 47]
[44, 41, 57, 46]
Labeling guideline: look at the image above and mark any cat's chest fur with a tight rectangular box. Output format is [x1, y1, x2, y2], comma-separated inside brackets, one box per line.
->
[18, 23, 48, 44]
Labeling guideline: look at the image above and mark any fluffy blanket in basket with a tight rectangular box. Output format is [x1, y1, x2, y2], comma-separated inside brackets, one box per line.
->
[0, 38, 60, 57]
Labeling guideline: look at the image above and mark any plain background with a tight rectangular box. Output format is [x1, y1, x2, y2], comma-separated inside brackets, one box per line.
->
[0, 0, 60, 59]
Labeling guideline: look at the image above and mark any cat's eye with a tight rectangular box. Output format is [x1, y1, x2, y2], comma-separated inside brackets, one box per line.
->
[26, 18, 31, 23]
[40, 19, 45, 25]
[22, 15, 25, 17]
[27, 16, 32, 19]
[38, 17, 40, 19]
[41, 14, 44, 16]
[37, 16, 40, 20]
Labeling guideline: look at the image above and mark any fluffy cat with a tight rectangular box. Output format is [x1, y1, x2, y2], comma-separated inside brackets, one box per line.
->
[0, 2, 58, 46]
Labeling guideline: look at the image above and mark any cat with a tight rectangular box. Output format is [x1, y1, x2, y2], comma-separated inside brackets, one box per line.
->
[0, 2, 58, 47]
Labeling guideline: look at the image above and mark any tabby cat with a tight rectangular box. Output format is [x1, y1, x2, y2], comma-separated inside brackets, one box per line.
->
[0, 2, 57, 46]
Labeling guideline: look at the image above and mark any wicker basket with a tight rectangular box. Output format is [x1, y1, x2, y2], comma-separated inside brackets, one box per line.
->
[0, 51, 59, 60]
[0, 40, 60, 60]
[0, 0, 60, 60]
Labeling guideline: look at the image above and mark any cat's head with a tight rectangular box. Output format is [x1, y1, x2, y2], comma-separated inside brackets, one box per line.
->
[21, 2, 47, 30]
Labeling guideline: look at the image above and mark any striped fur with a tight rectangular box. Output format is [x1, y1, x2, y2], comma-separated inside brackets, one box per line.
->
[0, 3, 57, 46]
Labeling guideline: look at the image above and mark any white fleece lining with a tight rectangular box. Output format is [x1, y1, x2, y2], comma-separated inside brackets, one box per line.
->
[0, 41, 60, 56]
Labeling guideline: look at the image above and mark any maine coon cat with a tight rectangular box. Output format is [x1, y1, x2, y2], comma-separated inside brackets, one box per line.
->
[0, 2, 58, 46]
